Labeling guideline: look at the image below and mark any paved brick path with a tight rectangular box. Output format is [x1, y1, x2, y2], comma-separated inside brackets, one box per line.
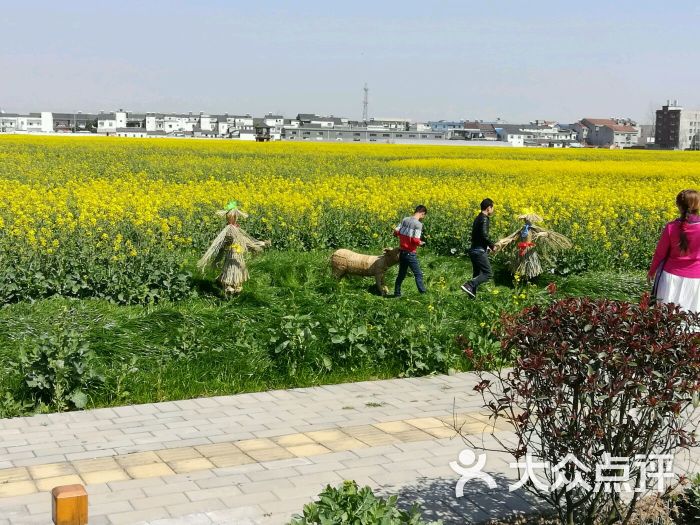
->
[0, 373, 698, 524]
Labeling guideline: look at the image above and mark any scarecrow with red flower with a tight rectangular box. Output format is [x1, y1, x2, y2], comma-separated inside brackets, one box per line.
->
[493, 213, 572, 280]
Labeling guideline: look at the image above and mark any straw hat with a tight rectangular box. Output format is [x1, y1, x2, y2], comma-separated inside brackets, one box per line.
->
[517, 213, 543, 224]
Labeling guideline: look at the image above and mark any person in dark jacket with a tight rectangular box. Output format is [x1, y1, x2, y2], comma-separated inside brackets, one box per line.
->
[461, 198, 496, 298]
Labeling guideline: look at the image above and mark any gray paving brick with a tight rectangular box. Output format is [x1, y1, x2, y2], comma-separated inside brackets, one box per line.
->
[1, 451, 35, 463]
[294, 461, 346, 475]
[144, 481, 200, 497]
[108, 507, 171, 525]
[239, 478, 294, 495]
[385, 448, 438, 463]
[131, 493, 190, 510]
[87, 516, 112, 525]
[166, 497, 228, 517]
[247, 467, 298, 483]
[185, 485, 243, 502]
[195, 474, 249, 490]
[289, 471, 344, 489]
[108, 477, 166, 492]
[0, 505, 29, 518]
[13, 454, 66, 466]
[258, 457, 311, 470]
[90, 501, 134, 516]
[213, 462, 266, 477]
[352, 444, 403, 457]
[65, 449, 117, 461]
[91, 488, 147, 505]
[206, 507, 265, 523]
[4, 515, 51, 525]
[215, 490, 280, 508]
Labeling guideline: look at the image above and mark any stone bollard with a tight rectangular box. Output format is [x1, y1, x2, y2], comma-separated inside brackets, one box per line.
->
[52, 484, 88, 525]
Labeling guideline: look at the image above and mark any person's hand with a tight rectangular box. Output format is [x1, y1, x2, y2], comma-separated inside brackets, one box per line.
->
[419, 241, 426, 246]
[646, 273, 654, 286]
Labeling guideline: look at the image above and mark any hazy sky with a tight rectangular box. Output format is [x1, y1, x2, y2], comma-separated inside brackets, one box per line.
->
[2, 1, 699, 123]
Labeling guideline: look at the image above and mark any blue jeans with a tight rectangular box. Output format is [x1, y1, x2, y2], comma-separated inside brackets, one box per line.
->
[394, 251, 426, 296]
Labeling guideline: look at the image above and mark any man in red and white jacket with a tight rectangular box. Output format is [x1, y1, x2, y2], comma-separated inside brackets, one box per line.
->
[392, 205, 427, 297]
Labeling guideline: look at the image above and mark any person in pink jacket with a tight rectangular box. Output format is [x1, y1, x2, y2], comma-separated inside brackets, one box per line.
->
[648, 189, 700, 312]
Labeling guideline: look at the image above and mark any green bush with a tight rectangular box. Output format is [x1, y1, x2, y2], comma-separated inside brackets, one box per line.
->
[289, 480, 441, 525]
[0, 392, 33, 418]
[15, 313, 104, 411]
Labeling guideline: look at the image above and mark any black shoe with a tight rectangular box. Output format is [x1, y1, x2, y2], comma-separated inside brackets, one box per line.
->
[460, 283, 476, 298]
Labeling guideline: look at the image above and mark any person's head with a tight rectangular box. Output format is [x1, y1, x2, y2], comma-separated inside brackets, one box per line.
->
[414, 205, 428, 221]
[480, 198, 495, 216]
[676, 189, 700, 253]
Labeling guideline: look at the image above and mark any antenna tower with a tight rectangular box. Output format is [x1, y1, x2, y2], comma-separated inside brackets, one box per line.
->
[362, 83, 369, 122]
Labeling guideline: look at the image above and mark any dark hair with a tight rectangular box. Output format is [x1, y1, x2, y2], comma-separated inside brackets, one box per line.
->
[676, 189, 700, 253]
[414, 205, 427, 214]
[480, 198, 494, 211]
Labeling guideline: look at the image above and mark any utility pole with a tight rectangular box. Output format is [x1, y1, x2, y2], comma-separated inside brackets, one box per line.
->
[362, 83, 369, 123]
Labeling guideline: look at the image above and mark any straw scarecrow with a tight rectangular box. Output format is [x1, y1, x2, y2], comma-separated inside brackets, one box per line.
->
[493, 214, 572, 280]
[197, 201, 270, 294]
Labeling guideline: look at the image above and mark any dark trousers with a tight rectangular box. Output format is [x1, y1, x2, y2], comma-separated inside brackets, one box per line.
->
[394, 251, 426, 296]
[468, 248, 492, 293]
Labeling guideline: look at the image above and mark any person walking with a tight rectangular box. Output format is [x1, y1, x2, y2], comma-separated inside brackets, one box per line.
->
[648, 189, 700, 313]
[462, 198, 496, 298]
[393, 205, 427, 297]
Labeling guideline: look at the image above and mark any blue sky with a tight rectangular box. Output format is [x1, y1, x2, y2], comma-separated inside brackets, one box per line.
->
[2, 1, 699, 123]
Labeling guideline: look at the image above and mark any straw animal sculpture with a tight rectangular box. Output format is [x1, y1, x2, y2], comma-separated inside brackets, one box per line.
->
[331, 247, 401, 295]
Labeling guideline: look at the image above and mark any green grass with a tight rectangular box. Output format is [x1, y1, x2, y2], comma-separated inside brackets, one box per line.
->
[0, 250, 647, 415]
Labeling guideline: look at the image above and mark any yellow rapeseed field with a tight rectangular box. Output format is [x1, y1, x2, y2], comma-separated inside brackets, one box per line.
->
[0, 134, 697, 301]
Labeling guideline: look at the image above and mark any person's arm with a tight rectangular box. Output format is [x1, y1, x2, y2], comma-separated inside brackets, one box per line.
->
[648, 224, 671, 279]
[413, 224, 424, 247]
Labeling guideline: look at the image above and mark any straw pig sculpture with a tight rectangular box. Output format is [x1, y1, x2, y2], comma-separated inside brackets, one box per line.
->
[331, 247, 401, 295]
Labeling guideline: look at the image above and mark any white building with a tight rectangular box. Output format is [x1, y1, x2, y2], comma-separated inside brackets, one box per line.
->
[263, 114, 284, 140]
[0, 113, 18, 132]
[498, 123, 577, 147]
[97, 113, 118, 134]
[1, 112, 53, 133]
[145, 114, 165, 132]
[239, 128, 257, 141]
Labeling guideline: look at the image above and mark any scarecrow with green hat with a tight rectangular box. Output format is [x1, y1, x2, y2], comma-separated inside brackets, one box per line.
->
[197, 200, 270, 294]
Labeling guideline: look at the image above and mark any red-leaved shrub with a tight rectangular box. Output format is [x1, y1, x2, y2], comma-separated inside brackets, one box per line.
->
[472, 295, 700, 525]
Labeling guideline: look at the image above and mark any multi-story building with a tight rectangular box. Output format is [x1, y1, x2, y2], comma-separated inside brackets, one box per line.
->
[0, 113, 19, 132]
[497, 123, 577, 147]
[429, 120, 498, 140]
[655, 102, 700, 150]
[579, 118, 639, 148]
[51, 112, 98, 132]
[281, 124, 446, 142]
[637, 124, 655, 147]
[429, 120, 465, 132]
